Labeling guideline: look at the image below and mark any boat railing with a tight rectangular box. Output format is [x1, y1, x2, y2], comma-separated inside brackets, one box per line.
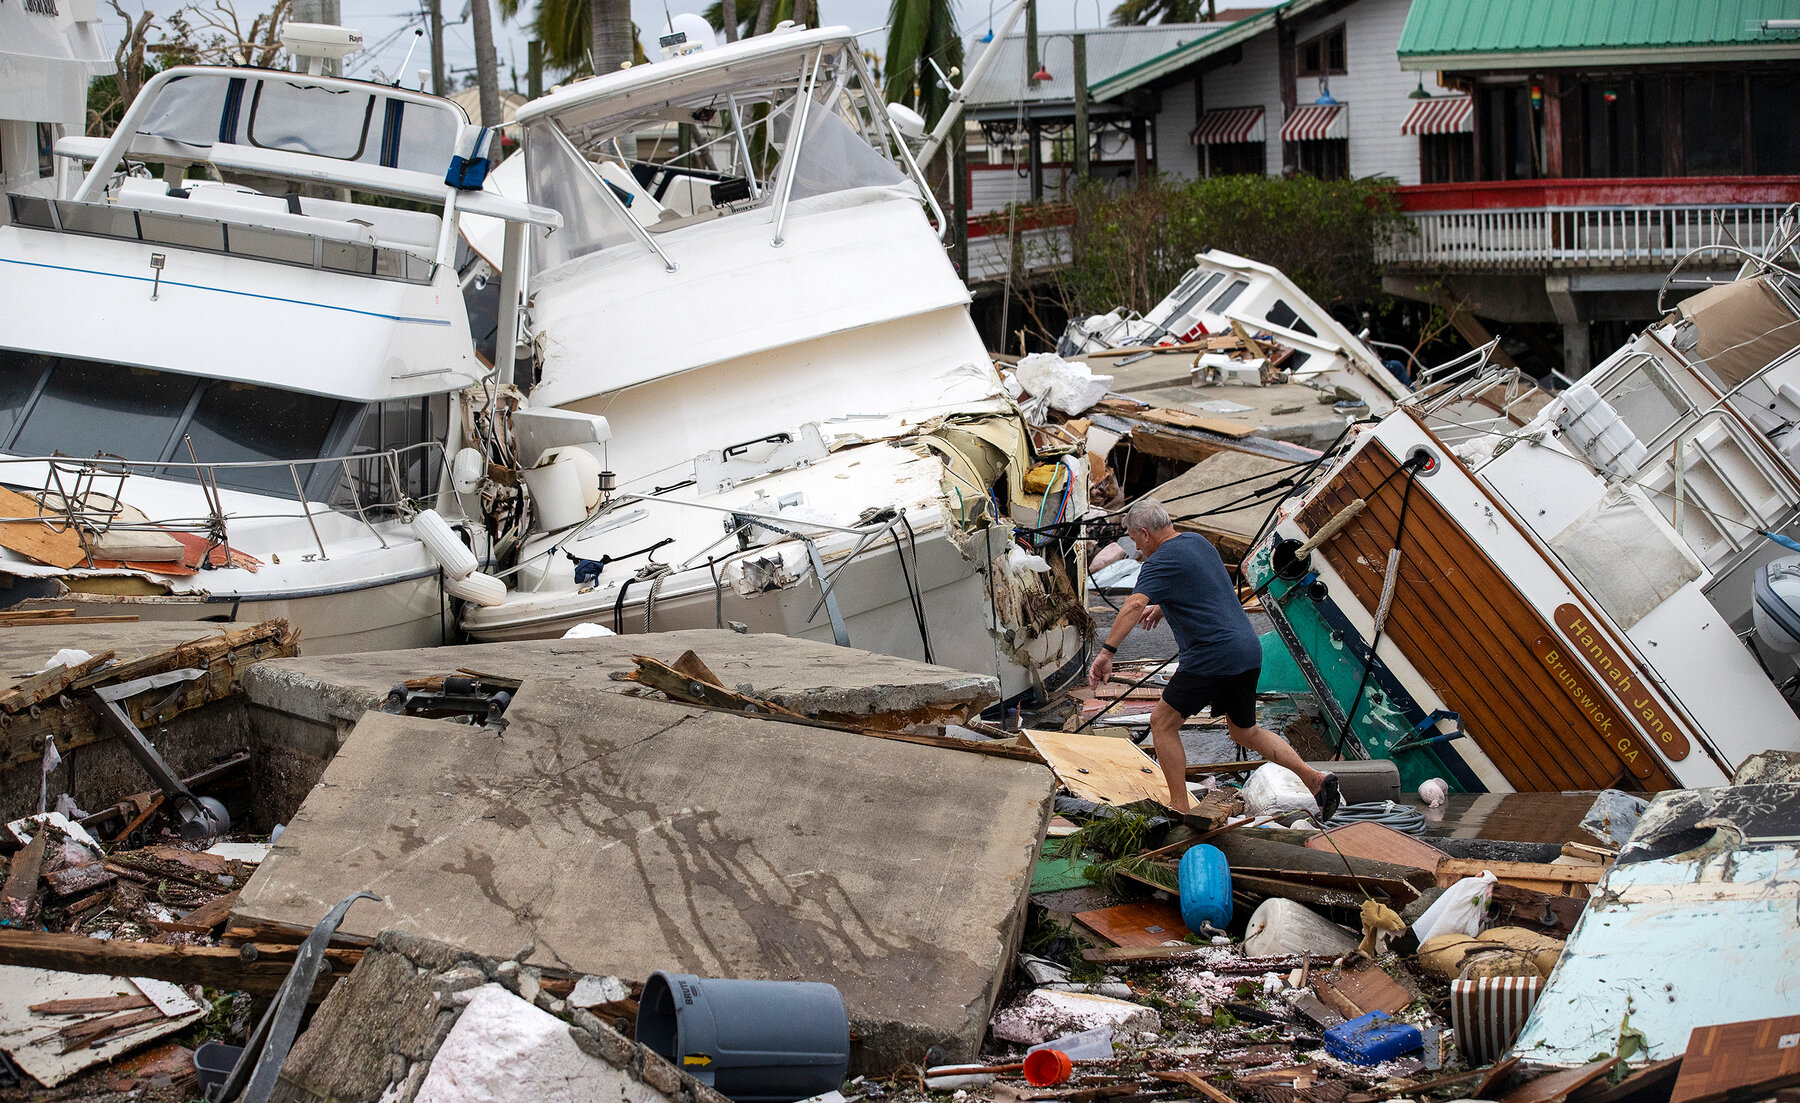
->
[0, 442, 449, 565]
[6, 193, 438, 285]
[1407, 339, 1505, 411]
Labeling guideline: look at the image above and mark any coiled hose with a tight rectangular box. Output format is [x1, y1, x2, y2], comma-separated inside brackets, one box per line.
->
[1324, 799, 1428, 836]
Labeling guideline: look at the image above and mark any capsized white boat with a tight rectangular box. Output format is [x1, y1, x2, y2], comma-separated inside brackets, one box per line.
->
[1061, 248, 1412, 421]
[456, 25, 1090, 700]
[0, 29, 563, 652]
[1246, 212, 1800, 795]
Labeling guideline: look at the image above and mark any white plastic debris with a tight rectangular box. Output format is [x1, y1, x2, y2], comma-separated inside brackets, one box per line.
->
[1008, 546, 1051, 574]
[1015, 353, 1114, 417]
[1089, 559, 1141, 591]
[992, 990, 1157, 1046]
[1026, 1025, 1115, 1060]
[1239, 763, 1321, 819]
[560, 622, 616, 638]
[5, 812, 99, 850]
[203, 842, 272, 864]
[39, 649, 93, 673]
[1412, 871, 1498, 942]
[1417, 778, 1449, 808]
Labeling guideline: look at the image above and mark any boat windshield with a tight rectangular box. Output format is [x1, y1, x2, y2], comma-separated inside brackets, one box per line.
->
[524, 40, 911, 275]
[0, 348, 366, 498]
[132, 71, 464, 174]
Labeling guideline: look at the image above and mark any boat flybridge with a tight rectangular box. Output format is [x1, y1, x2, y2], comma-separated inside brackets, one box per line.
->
[456, 24, 1089, 699]
[0, 29, 565, 652]
[1246, 210, 1800, 795]
[0, 0, 113, 222]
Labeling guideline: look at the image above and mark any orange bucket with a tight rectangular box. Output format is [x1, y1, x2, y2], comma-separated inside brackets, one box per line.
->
[1023, 1048, 1074, 1087]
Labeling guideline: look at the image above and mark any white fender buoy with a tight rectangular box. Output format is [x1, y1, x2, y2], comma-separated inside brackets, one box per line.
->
[411, 508, 477, 580]
[445, 569, 506, 607]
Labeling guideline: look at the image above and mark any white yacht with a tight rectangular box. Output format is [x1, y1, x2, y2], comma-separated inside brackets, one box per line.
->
[1248, 217, 1800, 795]
[457, 26, 1089, 700]
[0, 32, 562, 652]
[0, 0, 113, 217]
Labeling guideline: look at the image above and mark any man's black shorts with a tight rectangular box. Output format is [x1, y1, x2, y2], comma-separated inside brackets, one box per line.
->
[1162, 668, 1260, 728]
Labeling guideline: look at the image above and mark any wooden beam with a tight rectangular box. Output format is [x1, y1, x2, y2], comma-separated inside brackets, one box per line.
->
[0, 929, 343, 1000]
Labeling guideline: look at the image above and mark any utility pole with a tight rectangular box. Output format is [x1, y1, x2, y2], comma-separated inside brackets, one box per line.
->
[528, 40, 543, 100]
[1072, 33, 1089, 183]
[1025, 0, 1039, 87]
[470, 0, 502, 126]
[291, 0, 343, 74]
[427, 0, 447, 95]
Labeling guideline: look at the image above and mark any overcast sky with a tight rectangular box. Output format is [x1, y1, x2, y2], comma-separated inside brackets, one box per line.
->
[98, 0, 1171, 93]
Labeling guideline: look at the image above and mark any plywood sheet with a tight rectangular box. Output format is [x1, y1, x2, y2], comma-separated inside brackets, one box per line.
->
[1305, 821, 1448, 872]
[1073, 900, 1191, 948]
[1148, 451, 1300, 551]
[1136, 407, 1258, 438]
[1498, 1058, 1619, 1103]
[0, 967, 203, 1087]
[1671, 1016, 1800, 1103]
[1311, 960, 1412, 1019]
[1024, 728, 1172, 807]
[0, 488, 85, 569]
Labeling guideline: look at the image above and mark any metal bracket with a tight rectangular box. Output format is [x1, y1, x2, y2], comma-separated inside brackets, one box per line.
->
[1389, 709, 1466, 755]
[81, 669, 229, 839]
[802, 538, 850, 647]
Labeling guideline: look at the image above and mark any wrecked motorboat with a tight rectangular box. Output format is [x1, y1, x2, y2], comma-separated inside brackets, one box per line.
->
[0, 34, 562, 651]
[1060, 249, 1411, 422]
[457, 27, 1089, 699]
[1246, 223, 1800, 794]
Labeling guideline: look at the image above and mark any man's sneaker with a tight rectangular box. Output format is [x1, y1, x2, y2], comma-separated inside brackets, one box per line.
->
[1316, 773, 1342, 822]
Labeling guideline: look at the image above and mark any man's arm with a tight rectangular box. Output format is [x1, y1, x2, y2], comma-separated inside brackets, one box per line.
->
[1089, 592, 1150, 684]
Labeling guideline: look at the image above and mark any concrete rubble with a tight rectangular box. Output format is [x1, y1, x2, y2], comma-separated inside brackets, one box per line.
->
[0, 611, 1792, 1103]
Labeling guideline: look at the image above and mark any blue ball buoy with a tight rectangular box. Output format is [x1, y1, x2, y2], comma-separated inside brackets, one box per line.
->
[1178, 843, 1232, 932]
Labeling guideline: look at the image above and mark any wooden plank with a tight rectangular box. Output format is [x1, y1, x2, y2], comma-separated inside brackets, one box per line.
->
[1131, 425, 1230, 466]
[1435, 859, 1602, 890]
[1024, 728, 1172, 807]
[1572, 1058, 1683, 1103]
[56, 1006, 163, 1053]
[1305, 822, 1449, 872]
[1152, 1070, 1240, 1103]
[1475, 1056, 1524, 1100]
[1136, 407, 1259, 438]
[1072, 900, 1192, 948]
[1311, 960, 1412, 1019]
[625, 654, 805, 717]
[156, 891, 238, 935]
[1498, 1058, 1621, 1103]
[1671, 1016, 1800, 1103]
[1080, 944, 1210, 964]
[29, 994, 152, 1016]
[0, 929, 342, 1001]
[0, 615, 140, 626]
[0, 651, 116, 715]
[2, 832, 47, 923]
[0, 487, 87, 568]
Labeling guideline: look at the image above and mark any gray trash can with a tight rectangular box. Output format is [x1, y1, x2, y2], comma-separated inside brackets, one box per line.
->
[636, 971, 849, 1103]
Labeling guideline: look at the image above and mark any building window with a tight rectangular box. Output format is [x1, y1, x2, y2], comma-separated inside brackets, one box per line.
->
[1288, 139, 1348, 180]
[1475, 84, 1540, 180]
[1297, 26, 1346, 78]
[1751, 74, 1800, 174]
[1206, 142, 1265, 176]
[1683, 75, 1745, 175]
[1420, 133, 1474, 183]
[1576, 79, 1664, 178]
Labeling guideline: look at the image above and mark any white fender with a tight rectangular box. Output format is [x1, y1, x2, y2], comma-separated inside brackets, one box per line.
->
[445, 569, 506, 607]
[411, 508, 477, 580]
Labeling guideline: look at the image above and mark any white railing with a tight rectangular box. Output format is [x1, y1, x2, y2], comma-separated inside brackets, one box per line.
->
[964, 225, 1073, 284]
[1383, 203, 1795, 269]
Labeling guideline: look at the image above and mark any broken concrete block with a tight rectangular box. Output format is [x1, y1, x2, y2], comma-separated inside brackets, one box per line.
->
[569, 975, 631, 1009]
[415, 985, 668, 1103]
[991, 990, 1161, 1047]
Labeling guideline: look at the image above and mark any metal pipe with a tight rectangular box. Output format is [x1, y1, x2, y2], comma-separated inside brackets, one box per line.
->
[772, 49, 825, 248]
[497, 219, 527, 387]
[917, 0, 1031, 167]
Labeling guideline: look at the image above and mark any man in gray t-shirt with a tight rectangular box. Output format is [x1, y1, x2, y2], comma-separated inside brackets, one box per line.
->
[1089, 499, 1338, 818]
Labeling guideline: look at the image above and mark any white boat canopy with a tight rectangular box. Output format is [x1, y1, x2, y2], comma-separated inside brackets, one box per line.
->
[0, 0, 115, 128]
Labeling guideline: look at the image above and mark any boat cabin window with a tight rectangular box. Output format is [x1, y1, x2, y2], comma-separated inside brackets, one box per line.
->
[340, 393, 452, 509]
[524, 40, 911, 275]
[1209, 279, 1250, 314]
[132, 72, 464, 173]
[1264, 299, 1318, 337]
[0, 350, 357, 497]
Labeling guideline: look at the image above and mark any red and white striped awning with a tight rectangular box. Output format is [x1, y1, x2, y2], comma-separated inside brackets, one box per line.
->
[1280, 103, 1348, 142]
[1190, 107, 1266, 146]
[1400, 95, 1473, 136]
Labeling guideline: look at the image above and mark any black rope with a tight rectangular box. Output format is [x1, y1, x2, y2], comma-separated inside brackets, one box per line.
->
[1232, 420, 1366, 592]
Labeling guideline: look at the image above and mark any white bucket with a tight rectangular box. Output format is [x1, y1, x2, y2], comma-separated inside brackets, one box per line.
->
[521, 451, 593, 532]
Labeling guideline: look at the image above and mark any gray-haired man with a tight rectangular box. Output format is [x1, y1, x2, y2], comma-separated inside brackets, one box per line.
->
[1089, 499, 1340, 818]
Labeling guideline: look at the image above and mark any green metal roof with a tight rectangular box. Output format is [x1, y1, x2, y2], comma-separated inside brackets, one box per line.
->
[1091, 0, 1338, 102]
[1397, 0, 1800, 69]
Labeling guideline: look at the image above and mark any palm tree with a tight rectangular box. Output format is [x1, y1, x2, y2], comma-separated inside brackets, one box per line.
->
[883, 0, 961, 128]
[1110, 0, 1214, 25]
[497, 0, 646, 75]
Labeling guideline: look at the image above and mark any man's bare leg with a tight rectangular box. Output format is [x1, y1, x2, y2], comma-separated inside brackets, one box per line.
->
[1149, 701, 1191, 813]
[1225, 720, 1329, 794]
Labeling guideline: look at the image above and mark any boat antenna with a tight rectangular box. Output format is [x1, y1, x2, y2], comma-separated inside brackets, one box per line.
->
[395, 29, 426, 88]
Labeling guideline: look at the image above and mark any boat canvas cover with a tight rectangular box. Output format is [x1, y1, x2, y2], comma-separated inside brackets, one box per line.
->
[1676, 276, 1800, 388]
[1547, 484, 1702, 631]
[133, 72, 465, 173]
[0, 1, 114, 126]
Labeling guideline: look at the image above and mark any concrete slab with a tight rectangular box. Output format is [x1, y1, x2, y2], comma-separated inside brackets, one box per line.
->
[235, 668, 1053, 1072]
[242, 629, 1000, 734]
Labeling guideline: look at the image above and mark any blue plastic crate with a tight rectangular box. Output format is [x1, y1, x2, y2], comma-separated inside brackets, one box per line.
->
[1323, 1011, 1422, 1066]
